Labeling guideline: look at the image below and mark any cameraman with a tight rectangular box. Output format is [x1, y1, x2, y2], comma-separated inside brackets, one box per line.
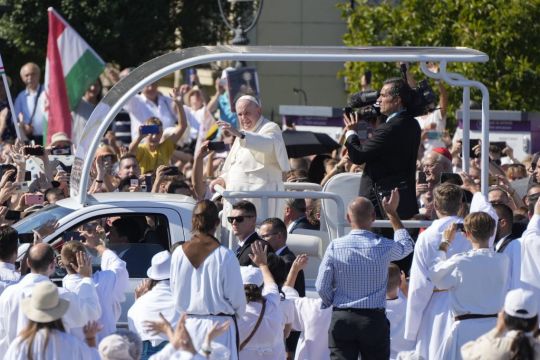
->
[344, 78, 421, 219]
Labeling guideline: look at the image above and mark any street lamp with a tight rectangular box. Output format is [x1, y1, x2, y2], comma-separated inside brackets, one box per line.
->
[217, 0, 264, 46]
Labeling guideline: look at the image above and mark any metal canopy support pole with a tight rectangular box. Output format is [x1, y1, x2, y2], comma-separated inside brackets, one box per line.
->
[437, 62, 490, 196]
[419, 62, 489, 195]
[462, 87, 471, 173]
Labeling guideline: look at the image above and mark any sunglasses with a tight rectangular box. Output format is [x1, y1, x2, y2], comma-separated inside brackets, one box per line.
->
[227, 215, 255, 224]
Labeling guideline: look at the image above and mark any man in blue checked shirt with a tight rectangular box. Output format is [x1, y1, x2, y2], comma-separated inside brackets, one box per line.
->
[316, 188, 414, 360]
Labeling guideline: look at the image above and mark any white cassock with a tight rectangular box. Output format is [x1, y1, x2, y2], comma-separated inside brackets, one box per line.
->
[220, 116, 290, 221]
[495, 235, 523, 290]
[0, 261, 20, 295]
[170, 246, 246, 360]
[128, 280, 179, 346]
[0, 274, 101, 354]
[238, 283, 285, 360]
[429, 248, 509, 360]
[63, 249, 129, 341]
[521, 214, 540, 295]
[4, 329, 100, 360]
[282, 286, 332, 360]
[387, 293, 415, 360]
[404, 192, 498, 360]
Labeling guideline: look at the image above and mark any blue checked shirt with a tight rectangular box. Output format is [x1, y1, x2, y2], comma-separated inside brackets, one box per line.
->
[316, 228, 414, 309]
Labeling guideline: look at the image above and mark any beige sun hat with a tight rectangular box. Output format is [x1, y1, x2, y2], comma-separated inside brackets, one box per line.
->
[21, 281, 69, 323]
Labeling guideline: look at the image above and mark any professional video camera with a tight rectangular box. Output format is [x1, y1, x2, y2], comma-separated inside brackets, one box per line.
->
[346, 64, 437, 118]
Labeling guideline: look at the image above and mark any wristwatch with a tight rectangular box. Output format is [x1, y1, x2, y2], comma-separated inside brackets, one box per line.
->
[239, 131, 246, 140]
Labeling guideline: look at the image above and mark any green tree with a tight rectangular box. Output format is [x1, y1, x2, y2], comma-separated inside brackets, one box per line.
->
[339, 0, 540, 125]
[0, 0, 228, 91]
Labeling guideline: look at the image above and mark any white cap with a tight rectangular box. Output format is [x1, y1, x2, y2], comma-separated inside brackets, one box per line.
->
[236, 95, 261, 108]
[240, 265, 263, 286]
[220, 67, 235, 80]
[146, 251, 171, 281]
[504, 288, 538, 319]
[99, 334, 134, 360]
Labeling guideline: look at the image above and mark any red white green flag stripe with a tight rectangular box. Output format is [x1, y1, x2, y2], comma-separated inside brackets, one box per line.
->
[44, 7, 105, 143]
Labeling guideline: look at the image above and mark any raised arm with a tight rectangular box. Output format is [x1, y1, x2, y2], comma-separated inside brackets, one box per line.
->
[249, 241, 276, 288]
[167, 87, 189, 145]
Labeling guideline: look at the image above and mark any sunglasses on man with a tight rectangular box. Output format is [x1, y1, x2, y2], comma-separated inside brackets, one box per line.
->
[227, 215, 255, 224]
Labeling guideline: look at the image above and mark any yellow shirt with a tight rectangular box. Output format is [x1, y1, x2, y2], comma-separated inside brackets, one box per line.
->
[135, 138, 175, 174]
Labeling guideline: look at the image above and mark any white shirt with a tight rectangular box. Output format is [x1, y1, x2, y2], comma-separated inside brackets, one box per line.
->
[63, 249, 128, 341]
[416, 109, 446, 152]
[170, 245, 246, 356]
[521, 214, 540, 292]
[496, 235, 523, 290]
[430, 248, 509, 316]
[5, 328, 99, 360]
[124, 93, 178, 141]
[14, 86, 46, 136]
[0, 273, 101, 354]
[171, 245, 245, 316]
[238, 283, 285, 359]
[405, 192, 498, 341]
[282, 285, 332, 360]
[387, 293, 415, 359]
[128, 280, 179, 346]
[0, 262, 20, 295]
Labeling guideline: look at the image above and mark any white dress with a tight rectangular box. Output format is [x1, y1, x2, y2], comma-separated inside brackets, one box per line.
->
[237, 283, 285, 360]
[0, 274, 101, 354]
[63, 249, 128, 341]
[282, 286, 332, 360]
[170, 245, 246, 360]
[429, 248, 510, 360]
[405, 192, 498, 360]
[128, 280, 179, 346]
[4, 328, 99, 360]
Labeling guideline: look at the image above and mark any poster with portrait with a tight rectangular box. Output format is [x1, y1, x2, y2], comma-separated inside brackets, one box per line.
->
[226, 67, 260, 112]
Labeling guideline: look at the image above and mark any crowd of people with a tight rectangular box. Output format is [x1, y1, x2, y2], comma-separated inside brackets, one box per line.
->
[0, 59, 539, 360]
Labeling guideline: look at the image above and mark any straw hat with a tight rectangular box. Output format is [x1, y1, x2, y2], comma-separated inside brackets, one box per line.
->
[21, 282, 69, 323]
[50, 132, 71, 147]
[146, 251, 171, 281]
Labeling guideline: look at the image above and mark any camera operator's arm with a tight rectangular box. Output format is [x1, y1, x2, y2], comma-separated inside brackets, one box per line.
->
[343, 112, 390, 165]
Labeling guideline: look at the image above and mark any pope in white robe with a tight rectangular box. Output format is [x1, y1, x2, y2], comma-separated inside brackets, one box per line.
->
[404, 190, 498, 360]
[211, 95, 290, 222]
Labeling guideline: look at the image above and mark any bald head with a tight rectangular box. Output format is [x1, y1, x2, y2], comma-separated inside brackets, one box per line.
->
[20, 62, 41, 91]
[348, 197, 375, 229]
[27, 243, 55, 273]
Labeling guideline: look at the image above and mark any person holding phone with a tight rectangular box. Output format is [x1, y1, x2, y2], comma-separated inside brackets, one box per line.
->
[128, 87, 188, 174]
[210, 95, 290, 220]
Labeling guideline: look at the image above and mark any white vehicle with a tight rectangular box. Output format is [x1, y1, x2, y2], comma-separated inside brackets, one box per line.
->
[14, 192, 195, 324]
[16, 45, 492, 321]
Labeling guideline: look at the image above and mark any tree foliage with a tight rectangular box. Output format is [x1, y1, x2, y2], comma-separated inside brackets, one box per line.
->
[0, 0, 228, 90]
[339, 0, 540, 123]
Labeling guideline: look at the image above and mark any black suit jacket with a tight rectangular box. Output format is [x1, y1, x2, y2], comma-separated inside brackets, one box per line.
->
[236, 232, 287, 285]
[279, 246, 306, 297]
[289, 216, 318, 233]
[345, 111, 420, 219]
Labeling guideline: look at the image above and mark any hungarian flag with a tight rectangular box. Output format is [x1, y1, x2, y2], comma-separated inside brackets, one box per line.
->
[44, 7, 105, 144]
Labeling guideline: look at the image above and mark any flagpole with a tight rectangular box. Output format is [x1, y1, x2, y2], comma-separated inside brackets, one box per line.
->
[0, 55, 22, 141]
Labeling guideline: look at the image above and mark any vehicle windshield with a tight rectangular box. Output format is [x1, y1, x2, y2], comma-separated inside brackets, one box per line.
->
[14, 204, 72, 234]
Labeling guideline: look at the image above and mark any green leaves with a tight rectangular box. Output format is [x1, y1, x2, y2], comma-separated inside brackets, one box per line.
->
[340, 0, 540, 126]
